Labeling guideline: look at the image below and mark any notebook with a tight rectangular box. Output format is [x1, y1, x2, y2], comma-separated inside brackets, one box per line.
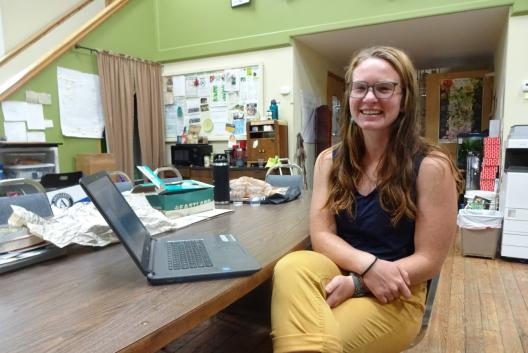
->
[137, 165, 205, 194]
[80, 171, 260, 284]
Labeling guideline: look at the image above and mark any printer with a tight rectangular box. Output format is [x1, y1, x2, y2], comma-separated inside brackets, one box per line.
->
[501, 125, 528, 259]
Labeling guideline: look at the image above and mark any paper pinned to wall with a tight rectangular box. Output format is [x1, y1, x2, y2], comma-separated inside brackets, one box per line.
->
[27, 131, 46, 142]
[172, 75, 186, 97]
[4, 121, 27, 142]
[162, 64, 262, 141]
[2, 101, 29, 121]
[25, 103, 45, 130]
[26, 90, 52, 105]
[57, 67, 105, 138]
[2, 101, 45, 130]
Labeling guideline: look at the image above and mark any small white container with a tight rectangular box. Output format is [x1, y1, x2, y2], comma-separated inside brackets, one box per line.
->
[4, 163, 55, 179]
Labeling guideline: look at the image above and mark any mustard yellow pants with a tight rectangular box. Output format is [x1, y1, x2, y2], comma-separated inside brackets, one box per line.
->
[271, 250, 426, 353]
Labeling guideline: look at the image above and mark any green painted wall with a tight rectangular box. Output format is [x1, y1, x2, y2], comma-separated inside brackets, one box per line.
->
[0, 0, 157, 172]
[153, 0, 525, 62]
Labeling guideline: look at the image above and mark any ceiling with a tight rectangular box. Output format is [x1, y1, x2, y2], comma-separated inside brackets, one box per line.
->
[294, 6, 509, 71]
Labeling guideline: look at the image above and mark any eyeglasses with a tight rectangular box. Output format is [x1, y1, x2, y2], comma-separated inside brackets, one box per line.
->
[350, 81, 400, 99]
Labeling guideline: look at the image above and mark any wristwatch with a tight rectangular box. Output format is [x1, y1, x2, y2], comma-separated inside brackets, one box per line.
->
[350, 272, 367, 297]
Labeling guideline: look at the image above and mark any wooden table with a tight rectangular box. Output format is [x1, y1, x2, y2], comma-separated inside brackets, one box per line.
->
[0, 193, 311, 353]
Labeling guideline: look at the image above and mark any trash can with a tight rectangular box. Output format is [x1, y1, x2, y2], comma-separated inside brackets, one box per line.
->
[457, 209, 503, 258]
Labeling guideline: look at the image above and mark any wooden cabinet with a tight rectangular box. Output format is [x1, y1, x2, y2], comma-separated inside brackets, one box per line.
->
[176, 165, 267, 184]
[246, 120, 288, 165]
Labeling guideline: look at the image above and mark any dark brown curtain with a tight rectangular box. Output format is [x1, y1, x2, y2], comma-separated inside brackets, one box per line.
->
[97, 51, 165, 178]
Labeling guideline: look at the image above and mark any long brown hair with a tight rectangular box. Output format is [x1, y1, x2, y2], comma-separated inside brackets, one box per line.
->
[325, 46, 462, 225]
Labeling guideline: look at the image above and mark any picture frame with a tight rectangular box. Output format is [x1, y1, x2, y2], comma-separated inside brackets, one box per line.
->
[231, 0, 250, 7]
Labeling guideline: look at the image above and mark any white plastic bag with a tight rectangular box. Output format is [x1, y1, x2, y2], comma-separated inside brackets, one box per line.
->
[457, 209, 503, 230]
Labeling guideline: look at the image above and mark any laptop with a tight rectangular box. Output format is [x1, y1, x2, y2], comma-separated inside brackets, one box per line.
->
[79, 171, 260, 284]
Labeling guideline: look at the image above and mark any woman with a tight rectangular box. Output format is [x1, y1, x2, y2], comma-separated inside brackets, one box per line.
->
[270, 46, 462, 353]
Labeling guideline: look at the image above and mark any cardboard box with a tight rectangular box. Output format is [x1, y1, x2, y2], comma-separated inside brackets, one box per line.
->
[135, 180, 215, 218]
[461, 227, 501, 259]
[75, 153, 116, 176]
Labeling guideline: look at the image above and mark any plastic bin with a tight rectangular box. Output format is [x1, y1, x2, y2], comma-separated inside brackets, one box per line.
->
[457, 209, 503, 258]
[4, 163, 55, 180]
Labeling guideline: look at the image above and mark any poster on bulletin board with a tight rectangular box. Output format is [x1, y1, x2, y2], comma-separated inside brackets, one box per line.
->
[162, 64, 263, 141]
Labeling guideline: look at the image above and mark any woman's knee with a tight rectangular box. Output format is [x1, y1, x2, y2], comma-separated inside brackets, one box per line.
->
[274, 250, 338, 282]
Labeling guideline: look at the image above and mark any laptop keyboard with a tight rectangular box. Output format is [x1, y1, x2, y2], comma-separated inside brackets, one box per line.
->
[167, 240, 213, 270]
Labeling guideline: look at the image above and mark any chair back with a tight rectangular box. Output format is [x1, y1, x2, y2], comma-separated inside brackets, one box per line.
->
[265, 163, 305, 190]
[0, 193, 53, 224]
[40, 171, 82, 190]
[154, 166, 183, 184]
[0, 178, 46, 197]
[108, 171, 134, 192]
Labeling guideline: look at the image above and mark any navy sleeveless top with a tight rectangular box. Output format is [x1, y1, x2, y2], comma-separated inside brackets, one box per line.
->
[335, 156, 424, 261]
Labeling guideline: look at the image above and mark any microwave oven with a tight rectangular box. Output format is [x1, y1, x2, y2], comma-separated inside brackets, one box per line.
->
[171, 144, 212, 166]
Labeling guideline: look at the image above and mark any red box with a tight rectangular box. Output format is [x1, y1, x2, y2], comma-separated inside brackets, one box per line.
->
[481, 166, 498, 179]
[480, 179, 495, 191]
[482, 158, 500, 166]
[483, 146, 500, 159]
[484, 137, 500, 146]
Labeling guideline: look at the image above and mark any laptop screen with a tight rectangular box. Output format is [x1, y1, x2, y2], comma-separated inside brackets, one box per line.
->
[82, 174, 148, 264]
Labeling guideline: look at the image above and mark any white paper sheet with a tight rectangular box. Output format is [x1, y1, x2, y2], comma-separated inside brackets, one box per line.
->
[27, 131, 46, 142]
[4, 121, 27, 142]
[26, 90, 52, 105]
[57, 67, 105, 138]
[2, 101, 29, 121]
[172, 75, 186, 96]
[210, 106, 228, 136]
[185, 76, 198, 97]
[196, 75, 210, 97]
[224, 69, 240, 92]
[25, 103, 45, 130]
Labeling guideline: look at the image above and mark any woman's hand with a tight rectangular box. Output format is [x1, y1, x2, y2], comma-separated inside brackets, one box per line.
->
[362, 259, 412, 304]
[325, 275, 355, 308]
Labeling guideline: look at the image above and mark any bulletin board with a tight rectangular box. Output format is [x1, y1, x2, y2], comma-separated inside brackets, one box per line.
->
[162, 64, 263, 141]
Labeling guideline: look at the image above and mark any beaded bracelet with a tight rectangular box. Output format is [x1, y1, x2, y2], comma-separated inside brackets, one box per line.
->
[360, 256, 378, 277]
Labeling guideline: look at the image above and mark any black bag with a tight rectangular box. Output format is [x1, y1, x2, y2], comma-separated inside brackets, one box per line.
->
[263, 186, 301, 204]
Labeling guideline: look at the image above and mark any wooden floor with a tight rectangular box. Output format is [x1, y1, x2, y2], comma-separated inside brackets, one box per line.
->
[159, 233, 528, 353]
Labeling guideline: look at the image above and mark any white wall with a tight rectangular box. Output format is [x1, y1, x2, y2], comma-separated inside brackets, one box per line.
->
[0, 0, 105, 90]
[0, 5, 4, 56]
[1, 0, 88, 52]
[292, 40, 345, 189]
[502, 15, 528, 145]
[162, 47, 295, 164]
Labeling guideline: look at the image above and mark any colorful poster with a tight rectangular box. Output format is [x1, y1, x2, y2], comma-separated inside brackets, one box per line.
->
[439, 77, 483, 143]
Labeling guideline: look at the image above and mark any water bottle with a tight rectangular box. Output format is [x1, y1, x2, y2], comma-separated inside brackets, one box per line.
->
[212, 156, 230, 204]
[269, 99, 279, 120]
